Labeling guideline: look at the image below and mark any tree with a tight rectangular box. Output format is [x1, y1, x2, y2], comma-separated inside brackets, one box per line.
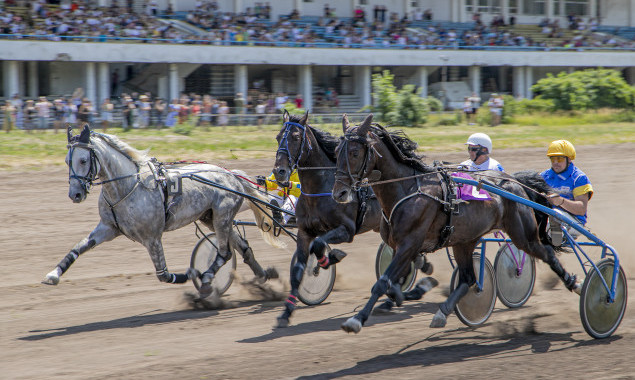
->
[531, 69, 635, 110]
[370, 70, 431, 127]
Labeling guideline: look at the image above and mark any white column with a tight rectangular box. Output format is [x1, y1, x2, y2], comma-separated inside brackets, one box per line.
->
[294, 0, 302, 12]
[629, 0, 635, 27]
[97, 62, 109, 106]
[298, 65, 313, 111]
[458, 0, 465, 22]
[28, 61, 38, 98]
[234, 64, 248, 100]
[416, 66, 429, 97]
[168, 63, 179, 101]
[468, 65, 481, 95]
[85, 62, 96, 107]
[234, 0, 243, 13]
[403, 0, 411, 19]
[451, 0, 460, 22]
[357, 65, 371, 109]
[589, 0, 597, 17]
[524, 66, 534, 99]
[3, 60, 20, 97]
[559, 0, 566, 19]
[513, 66, 526, 99]
[546, 0, 554, 20]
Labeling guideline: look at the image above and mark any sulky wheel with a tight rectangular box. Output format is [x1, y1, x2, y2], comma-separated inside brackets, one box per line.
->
[375, 242, 417, 292]
[190, 232, 237, 295]
[494, 244, 535, 308]
[450, 253, 497, 327]
[290, 245, 336, 306]
[580, 259, 628, 339]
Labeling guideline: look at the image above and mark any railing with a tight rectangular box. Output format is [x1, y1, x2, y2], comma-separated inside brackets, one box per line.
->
[1, 33, 633, 52]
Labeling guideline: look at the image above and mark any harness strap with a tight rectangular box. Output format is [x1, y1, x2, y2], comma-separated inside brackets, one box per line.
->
[354, 186, 370, 234]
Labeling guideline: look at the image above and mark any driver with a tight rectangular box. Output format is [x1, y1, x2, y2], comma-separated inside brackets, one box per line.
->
[257, 170, 300, 224]
[460, 132, 505, 172]
[541, 140, 593, 244]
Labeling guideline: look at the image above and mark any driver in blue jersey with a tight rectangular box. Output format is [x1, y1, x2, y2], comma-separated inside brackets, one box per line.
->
[541, 140, 593, 244]
[460, 133, 505, 172]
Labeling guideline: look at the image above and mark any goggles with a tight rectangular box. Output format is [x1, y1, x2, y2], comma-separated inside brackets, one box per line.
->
[467, 146, 481, 152]
[550, 156, 567, 163]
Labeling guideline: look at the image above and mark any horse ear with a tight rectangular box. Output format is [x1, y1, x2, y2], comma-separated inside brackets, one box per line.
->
[299, 110, 309, 126]
[283, 109, 290, 123]
[79, 124, 91, 144]
[67, 124, 73, 143]
[342, 113, 350, 133]
[358, 113, 373, 136]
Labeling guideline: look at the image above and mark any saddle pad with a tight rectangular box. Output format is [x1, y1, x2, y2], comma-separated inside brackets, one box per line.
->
[452, 172, 492, 201]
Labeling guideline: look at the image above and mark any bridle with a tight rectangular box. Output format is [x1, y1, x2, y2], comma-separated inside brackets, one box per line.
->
[276, 121, 312, 172]
[334, 131, 377, 191]
[67, 141, 100, 194]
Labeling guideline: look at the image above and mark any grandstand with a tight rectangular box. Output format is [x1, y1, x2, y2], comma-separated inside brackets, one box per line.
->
[0, 0, 633, 113]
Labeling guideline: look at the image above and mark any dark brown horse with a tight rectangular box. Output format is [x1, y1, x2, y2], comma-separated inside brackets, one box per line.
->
[332, 114, 580, 333]
[272, 111, 434, 328]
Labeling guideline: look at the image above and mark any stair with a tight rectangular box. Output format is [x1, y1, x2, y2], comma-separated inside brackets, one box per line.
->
[335, 95, 363, 113]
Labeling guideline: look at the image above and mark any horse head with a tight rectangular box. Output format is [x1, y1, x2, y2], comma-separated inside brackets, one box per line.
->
[273, 109, 309, 186]
[333, 113, 379, 203]
[66, 123, 99, 203]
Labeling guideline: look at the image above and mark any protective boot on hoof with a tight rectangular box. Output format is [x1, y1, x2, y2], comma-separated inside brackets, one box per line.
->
[276, 316, 290, 328]
[386, 283, 405, 307]
[404, 277, 439, 301]
[42, 269, 60, 285]
[430, 309, 448, 328]
[415, 254, 434, 275]
[372, 299, 395, 315]
[199, 273, 215, 298]
[341, 317, 362, 334]
[320, 249, 347, 269]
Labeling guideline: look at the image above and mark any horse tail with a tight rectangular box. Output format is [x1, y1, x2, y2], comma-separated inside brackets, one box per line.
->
[512, 170, 558, 249]
[232, 170, 287, 249]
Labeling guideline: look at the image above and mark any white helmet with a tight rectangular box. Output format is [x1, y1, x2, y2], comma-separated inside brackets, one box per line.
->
[465, 133, 493, 153]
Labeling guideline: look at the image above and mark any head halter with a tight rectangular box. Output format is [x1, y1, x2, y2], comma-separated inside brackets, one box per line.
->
[276, 121, 312, 171]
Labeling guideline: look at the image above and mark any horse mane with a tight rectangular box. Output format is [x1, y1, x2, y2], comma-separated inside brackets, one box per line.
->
[367, 123, 431, 172]
[93, 132, 149, 165]
[288, 114, 339, 161]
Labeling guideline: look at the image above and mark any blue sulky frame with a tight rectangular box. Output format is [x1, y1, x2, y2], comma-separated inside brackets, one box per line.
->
[451, 176, 621, 304]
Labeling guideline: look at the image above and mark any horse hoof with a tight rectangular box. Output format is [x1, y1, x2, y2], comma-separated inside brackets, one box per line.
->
[430, 309, 447, 328]
[265, 267, 279, 280]
[372, 300, 394, 315]
[276, 317, 289, 328]
[199, 282, 213, 298]
[41, 275, 59, 286]
[420, 277, 439, 292]
[341, 317, 362, 334]
[422, 262, 434, 275]
[329, 249, 347, 264]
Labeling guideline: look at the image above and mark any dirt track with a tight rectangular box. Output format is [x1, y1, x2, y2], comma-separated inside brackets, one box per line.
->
[1, 143, 634, 380]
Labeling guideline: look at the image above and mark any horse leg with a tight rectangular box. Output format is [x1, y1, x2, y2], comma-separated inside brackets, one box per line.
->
[309, 225, 352, 269]
[42, 222, 120, 285]
[504, 205, 580, 294]
[277, 231, 312, 328]
[144, 238, 190, 284]
[342, 242, 417, 334]
[430, 243, 478, 328]
[230, 230, 278, 281]
[198, 214, 234, 297]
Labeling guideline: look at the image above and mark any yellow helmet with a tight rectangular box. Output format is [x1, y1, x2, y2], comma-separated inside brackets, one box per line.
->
[547, 140, 576, 160]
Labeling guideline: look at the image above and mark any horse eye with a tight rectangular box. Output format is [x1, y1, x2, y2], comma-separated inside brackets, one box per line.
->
[80, 158, 88, 165]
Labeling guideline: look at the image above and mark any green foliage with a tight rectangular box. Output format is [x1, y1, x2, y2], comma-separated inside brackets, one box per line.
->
[371, 70, 430, 127]
[531, 69, 635, 111]
[514, 98, 556, 114]
[500, 95, 517, 124]
[424, 96, 444, 112]
[281, 101, 306, 115]
[434, 111, 462, 126]
[371, 70, 398, 123]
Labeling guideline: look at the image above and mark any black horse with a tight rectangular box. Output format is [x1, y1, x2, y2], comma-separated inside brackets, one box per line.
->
[332, 114, 580, 333]
[272, 111, 435, 328]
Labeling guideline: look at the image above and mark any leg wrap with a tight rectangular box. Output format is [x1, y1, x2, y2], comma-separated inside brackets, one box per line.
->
[58, 250, 79, 274]
[309, 236, 327, 257]
[290, 262, 305, 290]
[156, 267, 172, 283]
[440, 282, 469, 316]
[206, 253, 228, 276]
[562, 272, 578, 291]
[317, 255, 329, 268]
[170, 273, 189, 284]
[371, 275, 392, 296]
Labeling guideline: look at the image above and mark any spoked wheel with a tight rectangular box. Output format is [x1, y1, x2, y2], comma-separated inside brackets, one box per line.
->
[290, 245, 336, 306]
[580, 259, 628, 339]
[494, 244, 535, 308]
[190, 232, 237, 295]
[450, 253, 497, 327]
[375, 242, 417, 292]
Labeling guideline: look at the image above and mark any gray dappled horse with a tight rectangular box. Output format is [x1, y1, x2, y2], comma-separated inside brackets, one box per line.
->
[43, 125, 280, 296]
[332, 114, 581, 334]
